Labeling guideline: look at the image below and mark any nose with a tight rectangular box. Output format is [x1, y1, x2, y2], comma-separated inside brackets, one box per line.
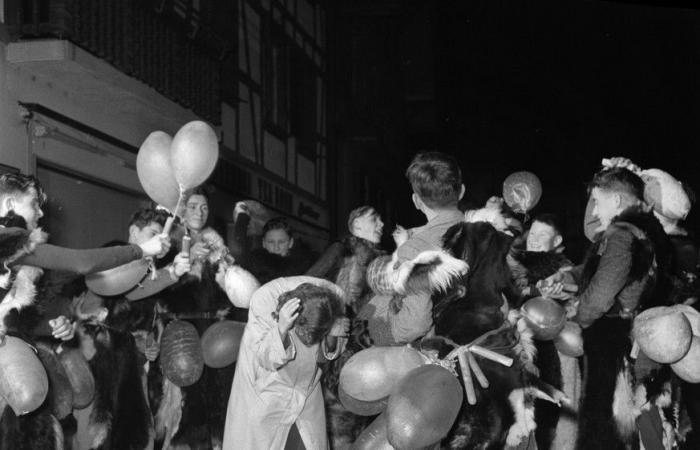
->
[37, 208, 44, 219]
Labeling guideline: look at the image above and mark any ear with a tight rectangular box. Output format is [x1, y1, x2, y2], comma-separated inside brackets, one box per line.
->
[553, 235, 563, 248]
[613, 192, 623, 209]
[458, 184, 466, 200]
[0, 196, 15, 215]
[412, 193, 422, 210]
[128, 224, 139, 242]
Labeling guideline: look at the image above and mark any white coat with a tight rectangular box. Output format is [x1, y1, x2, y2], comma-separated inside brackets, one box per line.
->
[222, 276, 345, 450]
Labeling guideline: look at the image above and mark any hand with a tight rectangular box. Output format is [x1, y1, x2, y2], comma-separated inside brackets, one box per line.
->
[329, 317, 350, 337]
[172, 252, 191, 277]
[277, 297, 301, 336]
[485, 196, 504, 210]
[564, 299, 579, 319]
[602, 157, 641, 174]
[139, 234, 171, 259]
[392, 225, 409, 247]
[49, 316, 75, 341]
[190, 242, 211, 260]
[233, 201, 250, 222]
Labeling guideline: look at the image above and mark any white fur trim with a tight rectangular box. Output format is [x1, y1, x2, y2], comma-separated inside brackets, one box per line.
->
[394, 250, 469, 295]
[155, 378, 183, 449]
[506, 388, 537, 447]
[0, 265, 43, 332]
[612, 365, 640, 440]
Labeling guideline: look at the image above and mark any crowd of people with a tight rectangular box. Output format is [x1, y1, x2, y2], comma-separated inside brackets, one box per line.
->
[0, 150, 698, 450]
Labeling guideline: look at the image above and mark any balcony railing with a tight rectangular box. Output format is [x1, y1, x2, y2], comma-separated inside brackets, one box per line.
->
[2, 0, 236, 123]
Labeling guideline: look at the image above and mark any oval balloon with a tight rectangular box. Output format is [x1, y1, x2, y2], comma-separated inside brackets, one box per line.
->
[0, 336, 49, 415]
[671, 335, 700, 383]
[201, 320, 245, 368]
[160, 320, 204, 387]
[85, 259, 150, 297]
[35, 343, 74, 419]
[136, 131, 180, 212]
[338, 384, 388, 417]
[170, 121, 219, 190]
[340, 346, 425, 402]
[503, 171, 542, 213]
[58, 347, 95, 409]
[633, 307, 692, 364]
[554, 321, 584, 358]
[583, 195, 601, 242]
[641, 169, 691, 221]
[521, 297, 567, 340]
[386, 365, 462, 449]
[351, 412, 394, 450]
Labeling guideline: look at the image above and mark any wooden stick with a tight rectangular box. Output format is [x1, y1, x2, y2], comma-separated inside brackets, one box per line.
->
[470, 345, 514, 367]
[458, 351, 476, 405]
[467, 352, 489, 389]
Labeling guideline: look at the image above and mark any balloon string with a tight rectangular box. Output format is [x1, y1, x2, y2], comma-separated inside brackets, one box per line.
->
[162, 186, 186, 235]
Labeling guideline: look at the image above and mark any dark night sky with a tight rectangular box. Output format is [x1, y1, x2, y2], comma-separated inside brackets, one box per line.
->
[428, 0, 700, 256]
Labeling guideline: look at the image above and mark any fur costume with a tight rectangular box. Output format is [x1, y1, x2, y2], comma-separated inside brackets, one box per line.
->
[434, 221, 565, 449]
[0, 213, 63, 450]
[575, 208, 673, 450]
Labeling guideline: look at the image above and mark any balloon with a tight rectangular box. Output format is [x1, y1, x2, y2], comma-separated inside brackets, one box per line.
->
[201, 320, 245, 368]
[641, 169, 691, 221]
[583, 195, 600, 242]
[340, 346, 425, 402]
[160, 320, 204, 387]
[671, 335, 700, 383]
[669, 304, 700, 336]
[554, 321, 584, 357]
[386, 365, 462, 449]
[136, 131, 180, 212]
[85, 259, 150, 297]
[338, 384, 388, 416]
[351, 412, 394, 450]
[503, 171, 542, 213]
[520, 297, 567, 340]
[633, 307, 692, 364]
[170, 121, 219, 190]
[58, 347, 95, 409]
[35, 343, 74, 419]
[0, 336, 49, 415]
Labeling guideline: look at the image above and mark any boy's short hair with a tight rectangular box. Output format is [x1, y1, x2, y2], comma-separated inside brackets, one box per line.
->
[588, 167, 645, 202]
[405, 152, 462, 208]
[0, 173, 47, 205]
[530, 213, 563, 237]
[347, 206, 377, 233]
[263, 217, 293, 238]
[128, 207, 169, 229]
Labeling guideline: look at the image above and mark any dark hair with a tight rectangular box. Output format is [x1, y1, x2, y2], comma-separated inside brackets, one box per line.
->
[405, 152, 462, 208]
[186, 186, 210, 202]
[347, 206, 377, 233]
[530, 213, 563, 237]
[263, 217, 293, 239]
[274, 283, 343, 345]
[0, 173, 47, 205]
[128, 207, 169, 229]
[588, 167, 645, 201]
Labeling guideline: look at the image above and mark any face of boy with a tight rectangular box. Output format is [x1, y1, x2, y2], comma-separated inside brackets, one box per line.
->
[129, 222, 164, 245]
[590, 187, 620, 232]
[352, 210, 384, 243]
[2, 187, 44, 230]
[263, 229, 294, 256]
[526, 221, 562, 252]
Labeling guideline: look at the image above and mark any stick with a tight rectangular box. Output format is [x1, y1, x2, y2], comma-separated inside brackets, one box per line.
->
[162, 186, 185, 235]
[458, 351, 476, 405]
[470, 345, 513, 367]
[467, 352, 489, 389]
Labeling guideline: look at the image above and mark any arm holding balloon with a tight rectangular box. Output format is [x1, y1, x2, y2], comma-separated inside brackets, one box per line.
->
[125, 252, 191, 301]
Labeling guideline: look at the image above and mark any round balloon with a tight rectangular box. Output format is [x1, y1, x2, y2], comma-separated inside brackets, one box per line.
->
[35, 344, 74, 419]
[554, 321, 584, 357]
[0, 336, 49, 415]
[160, 320, 204, 387]
[136, 131, 180, 212]
[58, 347, 95, 409]
[85, 259, 150, 297]
[170, 121, 219, 190]
[503, 171, 542, 213]
[521, 297, 567, 340]
[633, 307, 692, 364]
[386, 365, 462, 449]
[671, 335, 700, 383]
[338, 384, 388, 416]
[201, 320, 245, 368]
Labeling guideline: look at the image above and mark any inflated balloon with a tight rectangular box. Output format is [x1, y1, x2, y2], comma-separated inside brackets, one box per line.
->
[670, 304, 700, 336]
[0, 336, 49, 415]
[201, 320, 245, 368]
[671, 335, 700, 383]
[386, 365, 462, 449]
[221, 265, 260, 308]
[351, 412, 394, 450]
[136, 131, 180, 212]
[338, 384, 388, 417]
[36, 344, 73, 419]
[520, 297, 567, 340]
[340, 346, 425, 402]
[170, 121, 219, 190]
[554, 321, 584, 357]
[59, 347, 95, 409]
[160, 320, 204, 387]
[633, 307, 692, 364]
[641, 169, 691, 221]
[503, 171, 542, 213]
[583, 195, 601, 243]
[85, 259, 150, 297]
